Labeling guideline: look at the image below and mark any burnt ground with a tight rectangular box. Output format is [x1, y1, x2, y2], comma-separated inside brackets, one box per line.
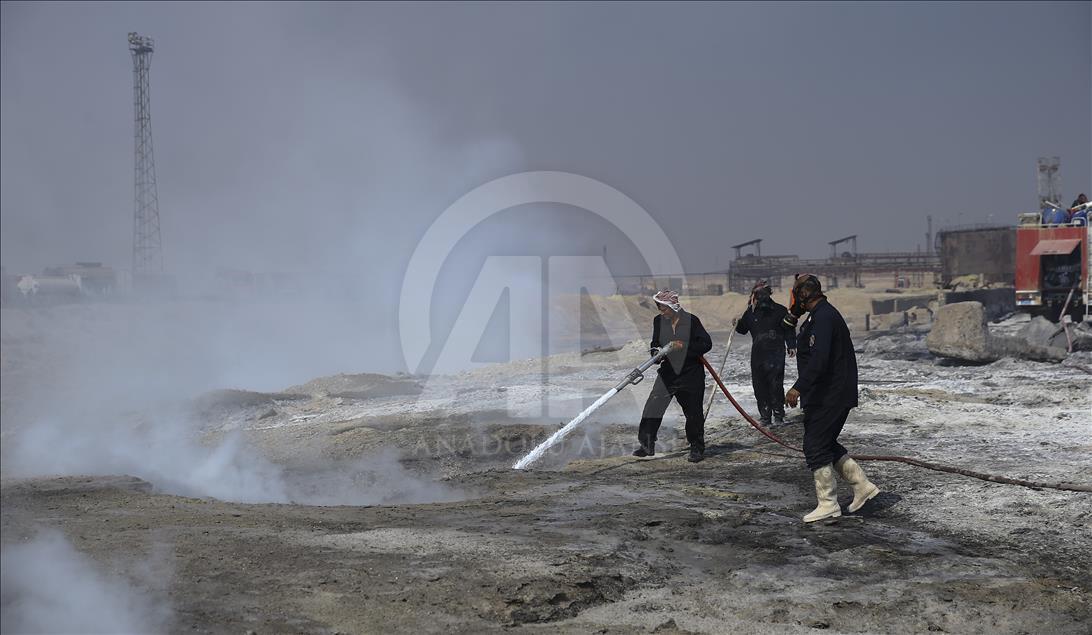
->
[3, 417, 1089, 634]
[2, 328, 1091, 634]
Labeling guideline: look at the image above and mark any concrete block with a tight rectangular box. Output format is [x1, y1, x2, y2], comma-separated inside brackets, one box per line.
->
[941, 288, 1015, 321]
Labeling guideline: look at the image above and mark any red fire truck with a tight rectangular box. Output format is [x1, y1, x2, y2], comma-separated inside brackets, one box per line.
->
[1014, 210, 1089, 321]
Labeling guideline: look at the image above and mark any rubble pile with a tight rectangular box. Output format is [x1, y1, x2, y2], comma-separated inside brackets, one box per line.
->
[926, 301, 1066, 363]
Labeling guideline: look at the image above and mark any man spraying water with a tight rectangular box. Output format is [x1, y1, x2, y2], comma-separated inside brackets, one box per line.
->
[634, 290, 713, 463]
[513, 289, 712, 469]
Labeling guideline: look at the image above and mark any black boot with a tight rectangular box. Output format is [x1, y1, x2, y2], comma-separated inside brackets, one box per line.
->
[759, 406, 772, 426]
[633, 441, 655, 458]
[773, 409, 785, 425]
[687, 447, 704, 463]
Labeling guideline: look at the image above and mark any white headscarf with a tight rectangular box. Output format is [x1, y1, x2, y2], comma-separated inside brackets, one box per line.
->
[652, 289, 681, 312]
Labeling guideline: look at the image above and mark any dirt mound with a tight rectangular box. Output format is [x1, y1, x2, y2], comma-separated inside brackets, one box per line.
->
[192, 388, 307, 414]
[284, 372, 422, 399]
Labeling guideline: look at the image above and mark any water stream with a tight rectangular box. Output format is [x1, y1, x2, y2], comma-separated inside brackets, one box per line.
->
[512, 387, 619, 469]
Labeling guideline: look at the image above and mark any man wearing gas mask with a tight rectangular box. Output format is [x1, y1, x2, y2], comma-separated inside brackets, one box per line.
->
[783, 274, 880, 522]
[734, 280, 796, 425]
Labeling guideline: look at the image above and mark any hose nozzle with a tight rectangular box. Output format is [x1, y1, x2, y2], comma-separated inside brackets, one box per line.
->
[614, 341, 679, 392]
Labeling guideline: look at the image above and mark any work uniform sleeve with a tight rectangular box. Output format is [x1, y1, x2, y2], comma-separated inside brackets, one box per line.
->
[791, 311, 833, 395]
[650, 316, 661, 358]
[780, 308, 796, 351]
[735, 308, 751, 335]
[685, 315, 713, 362]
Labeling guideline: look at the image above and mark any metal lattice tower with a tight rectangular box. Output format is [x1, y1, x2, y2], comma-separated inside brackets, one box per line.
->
[129, 32, 162, 275]
[1036, 156, 1061, 208]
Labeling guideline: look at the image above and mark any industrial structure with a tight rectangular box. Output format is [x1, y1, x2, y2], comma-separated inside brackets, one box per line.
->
[129, 32, 163, 278]
[724, 244, 939, 293]
[614, 237, 941, 297]
[935, 225, 1016, 287]
[1, 263, 119, 306]
[619, 157, 1084, 300]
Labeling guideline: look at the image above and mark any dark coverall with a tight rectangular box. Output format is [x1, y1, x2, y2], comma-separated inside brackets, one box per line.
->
[638, 311, 713, 452]
[790, 298, 859, 471]
[735, 302, 796, 422]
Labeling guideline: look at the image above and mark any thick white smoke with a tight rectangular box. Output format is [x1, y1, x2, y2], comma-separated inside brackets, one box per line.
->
[5, 411, 290, 504]
[0, 303, 463, 505]
[0, 530, 172, 634]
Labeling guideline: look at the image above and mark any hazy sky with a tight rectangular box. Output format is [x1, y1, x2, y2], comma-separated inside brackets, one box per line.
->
[2, 1, 1090, 279]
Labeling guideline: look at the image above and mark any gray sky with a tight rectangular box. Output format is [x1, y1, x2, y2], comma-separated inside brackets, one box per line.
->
[2, 1, 1090, 280]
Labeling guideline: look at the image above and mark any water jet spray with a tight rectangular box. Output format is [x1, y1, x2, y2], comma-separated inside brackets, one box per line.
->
[513, 342, 680, 469]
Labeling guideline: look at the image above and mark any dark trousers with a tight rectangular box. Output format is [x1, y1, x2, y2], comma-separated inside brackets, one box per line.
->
[751, 357, 786, 420]
[802, 404, 851, 470]
[638, 376, 706, 451]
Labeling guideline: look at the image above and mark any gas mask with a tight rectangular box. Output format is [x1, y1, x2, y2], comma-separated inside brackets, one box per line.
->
[783, 274, 822, 328]
[753, 286, 773, 310]
[750, 280, 772, 309]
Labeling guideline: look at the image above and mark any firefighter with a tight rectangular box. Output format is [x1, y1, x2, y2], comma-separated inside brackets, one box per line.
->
[783, 274, 880, 522]
[735, 280, 797, 425]
[634, 289, 713, 463]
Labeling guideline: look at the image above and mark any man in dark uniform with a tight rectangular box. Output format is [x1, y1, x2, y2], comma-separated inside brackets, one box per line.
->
[783, 274, 880, 522]
[634, 289, 713, 463]
[735, 280, 797, 425]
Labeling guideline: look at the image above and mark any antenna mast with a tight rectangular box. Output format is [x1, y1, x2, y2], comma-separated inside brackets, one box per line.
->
[129, 32, 162, 276]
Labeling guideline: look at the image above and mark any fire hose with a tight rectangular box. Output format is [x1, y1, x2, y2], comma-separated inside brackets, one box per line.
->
[703, 327, 735, 420]
[700, 357, 1092, 493]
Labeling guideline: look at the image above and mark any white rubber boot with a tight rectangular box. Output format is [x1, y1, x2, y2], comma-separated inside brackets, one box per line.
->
[803, 464, 842, 523]
[835, 456, 880, 513]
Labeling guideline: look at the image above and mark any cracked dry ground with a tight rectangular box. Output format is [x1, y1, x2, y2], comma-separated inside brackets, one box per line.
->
[3, 434, 1089, 635]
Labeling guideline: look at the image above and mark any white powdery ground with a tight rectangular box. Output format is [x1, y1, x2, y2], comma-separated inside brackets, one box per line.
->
[847, 353, 1091, 574]
[853, 356, 1090, 477]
